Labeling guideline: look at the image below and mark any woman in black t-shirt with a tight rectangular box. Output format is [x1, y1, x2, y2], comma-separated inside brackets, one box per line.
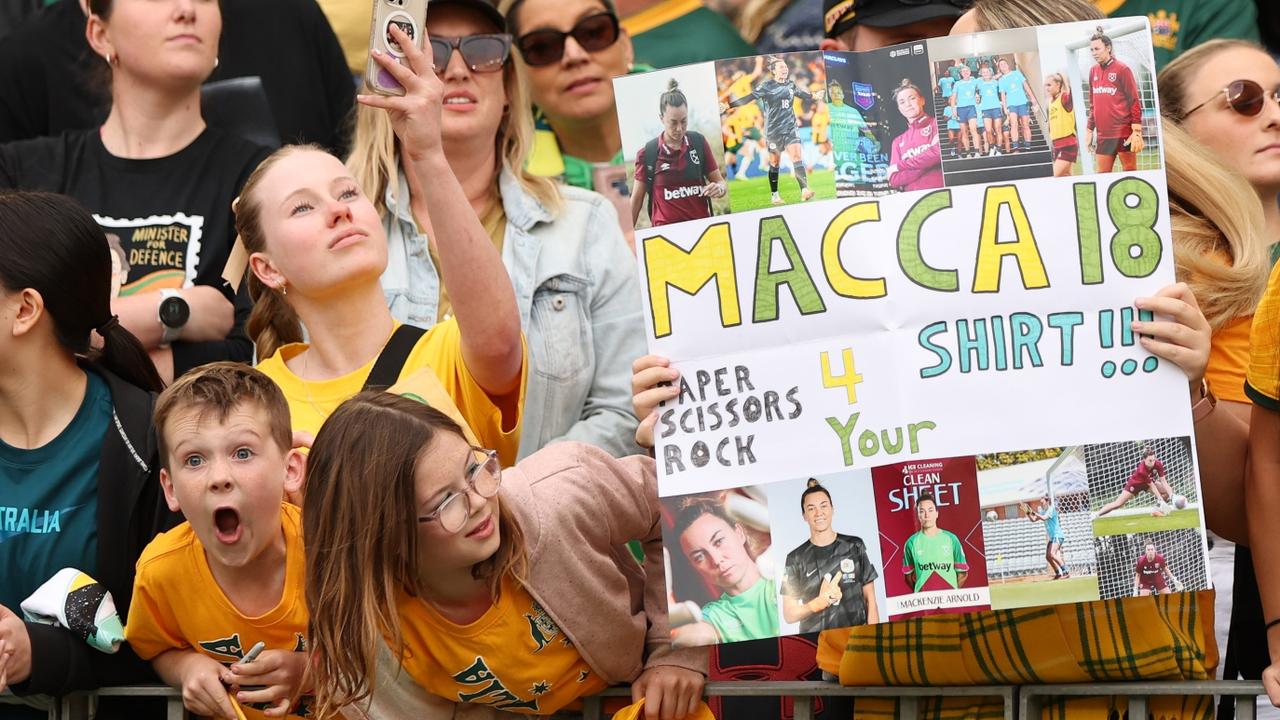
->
[0, 0, 269, 382]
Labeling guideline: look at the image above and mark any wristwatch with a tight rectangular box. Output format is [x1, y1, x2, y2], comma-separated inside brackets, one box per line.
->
[157, 289, 190, 347]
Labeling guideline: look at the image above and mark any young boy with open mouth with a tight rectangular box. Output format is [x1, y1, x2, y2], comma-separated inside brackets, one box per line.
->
[125, 362, 309, 719]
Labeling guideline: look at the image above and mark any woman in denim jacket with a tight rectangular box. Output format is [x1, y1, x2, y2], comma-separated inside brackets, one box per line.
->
[348, 0, 643, 459]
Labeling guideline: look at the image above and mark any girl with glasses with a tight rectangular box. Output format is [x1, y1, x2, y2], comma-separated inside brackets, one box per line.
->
[348, 0, 646, 461]
[303, 392, 706, 719]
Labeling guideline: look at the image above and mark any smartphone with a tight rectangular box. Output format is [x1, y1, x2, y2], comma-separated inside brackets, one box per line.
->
[365, 0, 428, 96]
[590, 164, 636, 252]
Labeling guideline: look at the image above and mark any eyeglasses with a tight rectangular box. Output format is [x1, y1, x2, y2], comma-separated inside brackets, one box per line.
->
[1182, 79, 1280, 119]
[515, 12, 620, 67]
[417, 448, 502, 534]
[430, 34, 513, 73]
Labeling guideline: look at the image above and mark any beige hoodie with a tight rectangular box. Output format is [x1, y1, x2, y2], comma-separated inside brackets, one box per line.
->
[344, 443, 708, 719]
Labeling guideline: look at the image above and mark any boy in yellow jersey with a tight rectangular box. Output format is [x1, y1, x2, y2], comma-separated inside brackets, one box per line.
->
[126, 363, 309, 719]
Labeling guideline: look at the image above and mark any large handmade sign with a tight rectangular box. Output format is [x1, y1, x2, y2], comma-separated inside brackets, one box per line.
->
[615, 19, 1211, 645]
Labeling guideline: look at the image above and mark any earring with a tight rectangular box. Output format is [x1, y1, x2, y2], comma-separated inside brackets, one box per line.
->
[214, 57, 219, 69]
[107, 52, 118, 66]
[280, 283, 288, 297]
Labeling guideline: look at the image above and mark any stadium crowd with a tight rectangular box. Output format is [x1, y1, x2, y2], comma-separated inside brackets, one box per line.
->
[0, 0, 1278, 718]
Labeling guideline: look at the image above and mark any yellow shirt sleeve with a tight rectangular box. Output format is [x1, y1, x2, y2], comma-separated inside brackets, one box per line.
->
[391, 319, 527, 466]
[1246, 261, 1280, 410]
[125, 533, 193, 661]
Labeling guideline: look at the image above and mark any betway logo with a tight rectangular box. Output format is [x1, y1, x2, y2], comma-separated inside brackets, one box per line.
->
[916, 561, 953, 572]
[664, 185, 704, 200]
[1093, 86, 1118, 95]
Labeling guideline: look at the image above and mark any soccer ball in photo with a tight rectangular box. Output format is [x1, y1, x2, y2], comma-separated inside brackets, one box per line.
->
[985, 510, 998, 522]
[1173, 494, 1187, 509]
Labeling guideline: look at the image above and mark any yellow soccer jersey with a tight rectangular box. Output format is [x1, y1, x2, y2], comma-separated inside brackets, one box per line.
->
[1247, 260, 1280, 410]
[257, 320, 525, 466]
[126, 503, 310, 719]
[395, 575, 608, 715]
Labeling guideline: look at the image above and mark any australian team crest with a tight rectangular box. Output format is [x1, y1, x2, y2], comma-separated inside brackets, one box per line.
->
[524, 601, 569, 653]
[840, 558, 856, 575]
[1149, 10, 1180, 50]
[852, 82, 876, 110]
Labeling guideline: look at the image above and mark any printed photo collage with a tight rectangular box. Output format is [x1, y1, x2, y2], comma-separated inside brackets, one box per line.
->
[661, 437, 1209, 648]
[615, 18, 1162, 230]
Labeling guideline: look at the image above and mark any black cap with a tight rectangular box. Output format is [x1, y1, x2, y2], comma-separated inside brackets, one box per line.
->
[823, 0, 969, 40]
[429, 0, 507, 33]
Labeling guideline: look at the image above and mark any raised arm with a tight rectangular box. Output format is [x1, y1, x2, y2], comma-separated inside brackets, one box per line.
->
[361, 26, 522, 399]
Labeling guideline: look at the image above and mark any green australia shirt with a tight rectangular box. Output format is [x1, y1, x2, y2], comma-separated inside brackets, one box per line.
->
[902, 529, 968, 593]
[623, 0, 755, 70]
[0, 369, 108, 611]
[1095, 0, 1260, 70]
[700, 575, 779, 643]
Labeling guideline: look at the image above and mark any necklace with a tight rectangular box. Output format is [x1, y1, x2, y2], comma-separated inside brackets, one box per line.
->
[295, 322, 399, 424]
[298, 348, 329, 424]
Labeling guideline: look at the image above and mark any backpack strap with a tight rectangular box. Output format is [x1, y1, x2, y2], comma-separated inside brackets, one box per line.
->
[684, 131, 712, 216]
[363, 324, 428, 391]
[643, 137, 660, 218]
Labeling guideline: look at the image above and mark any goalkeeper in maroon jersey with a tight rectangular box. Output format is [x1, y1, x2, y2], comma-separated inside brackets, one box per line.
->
[1095, 446, 1175, 519]
[1084, 25, 1145, 172]
[1132, 542, 1183, 596]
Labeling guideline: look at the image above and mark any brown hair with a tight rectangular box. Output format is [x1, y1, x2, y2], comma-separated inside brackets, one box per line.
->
[659, 78, 687, 116]
[1157, 39, 1271, 120]
[153, 361, 292, 470]
[303, 392, 527, 718]
[233, 145, 318, 360]
[892, 78, 923, 104]
[967, 0, 1102, 29]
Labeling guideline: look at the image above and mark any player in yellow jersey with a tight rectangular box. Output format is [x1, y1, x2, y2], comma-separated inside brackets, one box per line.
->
[1045, 72, 1079, 176]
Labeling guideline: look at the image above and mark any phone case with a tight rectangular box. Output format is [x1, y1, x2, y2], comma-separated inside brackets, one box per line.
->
[365, 0, 429, 96]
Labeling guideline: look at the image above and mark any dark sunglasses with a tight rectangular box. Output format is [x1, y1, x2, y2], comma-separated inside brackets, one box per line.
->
[515, 12, 620, 67]
[430, 34, 513, 73]
[1182, 79, 1280, 119]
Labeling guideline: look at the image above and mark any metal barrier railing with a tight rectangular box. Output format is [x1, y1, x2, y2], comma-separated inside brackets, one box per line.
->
[1019, 680, 1267, 720]
[2, 680, 1268, 719]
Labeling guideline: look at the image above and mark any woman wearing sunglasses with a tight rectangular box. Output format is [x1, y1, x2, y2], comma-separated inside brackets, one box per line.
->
[503, 0, 635, 191]
[1160, 39, 1280, 708]
[303, 392, 707, 719]
[1161, 41, 1280, 250]
[348, 0, 646, 460]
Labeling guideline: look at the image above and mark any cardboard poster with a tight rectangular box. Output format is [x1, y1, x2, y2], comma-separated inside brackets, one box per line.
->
[615, 19, 1208, 648]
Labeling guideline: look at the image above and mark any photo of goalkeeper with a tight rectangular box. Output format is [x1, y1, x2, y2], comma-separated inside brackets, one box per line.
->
[902, 490, 969, 593]
[1094, 446, 1175, 519]
[719, 54, 823, 206]
[1085, 24, 1145, 172]
[1133, 542, 1183, 596]
[1024, 496, 1070, 580]
[780, 479, 880, 633]
[665, 492, 779, 647]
